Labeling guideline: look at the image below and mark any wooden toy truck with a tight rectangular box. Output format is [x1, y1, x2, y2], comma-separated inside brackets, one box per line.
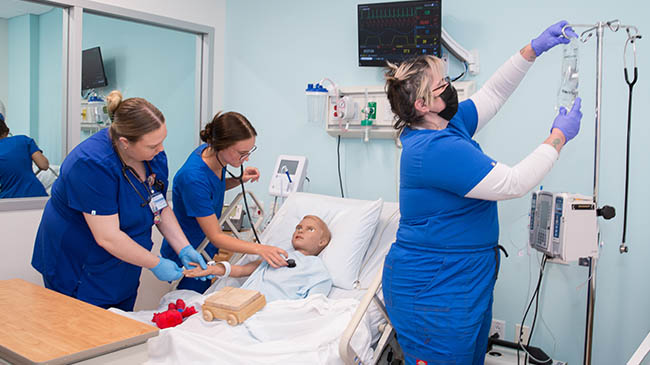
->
[202, 286, 266, 325]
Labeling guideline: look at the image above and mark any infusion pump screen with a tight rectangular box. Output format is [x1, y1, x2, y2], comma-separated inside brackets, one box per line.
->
[277, 160, 299, 175]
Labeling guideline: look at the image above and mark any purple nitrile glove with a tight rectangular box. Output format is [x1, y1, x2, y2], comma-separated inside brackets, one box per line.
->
[531, 20, 579, 56]
[150, 257, 183, 282]
[551, 97, 582, 143]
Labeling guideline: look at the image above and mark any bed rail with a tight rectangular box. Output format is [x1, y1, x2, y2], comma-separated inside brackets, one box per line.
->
[339, 262, 393, 365]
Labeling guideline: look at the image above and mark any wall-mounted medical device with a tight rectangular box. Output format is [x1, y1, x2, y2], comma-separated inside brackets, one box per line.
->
[268, 155, 308, 198]
[324, 82, 476, 140]
[358, 1, 442, 66]
[528, 191, 599, 263]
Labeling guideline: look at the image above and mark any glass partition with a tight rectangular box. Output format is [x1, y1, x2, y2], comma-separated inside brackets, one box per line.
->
[81, 12, 199, 182]
[0, 0, 213, 211]
[0, 1, 65, 199]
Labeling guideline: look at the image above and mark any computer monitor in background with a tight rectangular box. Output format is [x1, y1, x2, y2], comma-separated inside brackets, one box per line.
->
[82, 46, 108, 91]
[358, 0, 442, 67]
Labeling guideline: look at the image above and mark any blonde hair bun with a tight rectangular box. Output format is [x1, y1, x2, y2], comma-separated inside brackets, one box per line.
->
[106, 90, 123, 116]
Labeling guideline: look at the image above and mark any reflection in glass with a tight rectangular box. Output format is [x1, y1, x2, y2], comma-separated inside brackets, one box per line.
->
[81, 12, 198, 182]
[0, 3, 64, 198]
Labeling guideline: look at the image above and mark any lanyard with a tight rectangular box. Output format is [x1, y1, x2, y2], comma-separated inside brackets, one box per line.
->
[113, 144, 165, 207]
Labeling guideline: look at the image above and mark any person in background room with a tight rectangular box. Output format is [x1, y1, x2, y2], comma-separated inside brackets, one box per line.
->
[0, 99, 49, 198]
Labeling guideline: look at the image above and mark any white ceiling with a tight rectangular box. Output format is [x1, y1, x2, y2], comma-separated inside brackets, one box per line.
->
[0, 0, 54, 19]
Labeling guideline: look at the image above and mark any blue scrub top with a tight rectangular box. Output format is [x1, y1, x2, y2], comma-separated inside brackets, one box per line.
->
[0, 135, 47, 198]
[160, 144, 225, 265]
[31, 128, 169, 307]
[396, 99, 499, 251]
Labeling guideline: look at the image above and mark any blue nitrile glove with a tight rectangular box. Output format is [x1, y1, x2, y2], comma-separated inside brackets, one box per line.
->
[551, 97, 582, 142]
[178, 245, 208, 280]
[150, 257, 183, 281]
[531, 20, 579, 56]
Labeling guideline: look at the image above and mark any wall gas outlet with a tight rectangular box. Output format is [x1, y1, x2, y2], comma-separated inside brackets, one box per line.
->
[489, 319, 506, 340]
[515, 323, 531, 344]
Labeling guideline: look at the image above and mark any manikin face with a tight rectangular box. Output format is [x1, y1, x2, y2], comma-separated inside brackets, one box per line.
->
[119, 124, 167, 162]
[219, 137, 256, 168]
[291, 217, 329, 256]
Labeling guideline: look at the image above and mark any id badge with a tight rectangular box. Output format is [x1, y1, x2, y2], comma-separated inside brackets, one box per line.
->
[149, 192, 168, 213]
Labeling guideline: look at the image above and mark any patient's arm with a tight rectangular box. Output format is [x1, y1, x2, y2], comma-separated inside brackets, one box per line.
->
[184, 260, 262, 278]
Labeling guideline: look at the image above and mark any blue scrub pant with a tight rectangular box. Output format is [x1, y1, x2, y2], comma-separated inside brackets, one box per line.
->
[43, 275, 138, 311]
[382, 244, 499, 365]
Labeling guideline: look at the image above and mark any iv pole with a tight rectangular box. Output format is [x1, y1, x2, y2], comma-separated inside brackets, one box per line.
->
[563, 20, 641, 365]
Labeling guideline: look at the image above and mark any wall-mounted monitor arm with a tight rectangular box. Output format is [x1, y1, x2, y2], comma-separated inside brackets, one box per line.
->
[442, 27, 479, 75]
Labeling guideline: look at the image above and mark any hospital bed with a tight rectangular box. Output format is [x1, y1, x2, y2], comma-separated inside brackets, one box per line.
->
[100, 192, 401, 364]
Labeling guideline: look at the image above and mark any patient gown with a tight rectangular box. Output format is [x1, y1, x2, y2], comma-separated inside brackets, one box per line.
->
[242, 250, 332, 302]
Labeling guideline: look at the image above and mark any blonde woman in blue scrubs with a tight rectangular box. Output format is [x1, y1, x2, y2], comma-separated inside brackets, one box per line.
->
[382, 21, 582, 364]
[32, 91, 209, 311]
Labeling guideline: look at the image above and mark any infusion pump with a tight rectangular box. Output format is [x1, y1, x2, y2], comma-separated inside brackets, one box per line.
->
[268, 155, 308, 198]
[528, 191, 599, 263]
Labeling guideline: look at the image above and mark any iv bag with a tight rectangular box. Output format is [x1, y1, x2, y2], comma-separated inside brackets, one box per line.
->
[557, 38, 579, 111]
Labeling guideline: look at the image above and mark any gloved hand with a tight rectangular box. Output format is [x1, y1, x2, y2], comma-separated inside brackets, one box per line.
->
[178, 245, 208, 280]
[150, 257, 183, 281]
[551, 97, 582, 143]
[531, 20, 579, 56]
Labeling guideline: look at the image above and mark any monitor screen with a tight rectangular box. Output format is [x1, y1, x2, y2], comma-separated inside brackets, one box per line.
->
[277, 160, 299, 175]
[358, 0, 442, 67]
[82, 47, 108, 91]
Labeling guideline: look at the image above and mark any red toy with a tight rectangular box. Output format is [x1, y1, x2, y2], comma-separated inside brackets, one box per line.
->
[152, 299, 198, 329]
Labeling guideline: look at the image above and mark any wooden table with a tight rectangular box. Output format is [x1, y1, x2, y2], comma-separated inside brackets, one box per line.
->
[0, 279, 158, 365]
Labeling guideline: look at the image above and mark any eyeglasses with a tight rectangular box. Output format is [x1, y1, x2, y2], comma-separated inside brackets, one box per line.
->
[236, 145, 257, 161]
[431, 76, 451, 95]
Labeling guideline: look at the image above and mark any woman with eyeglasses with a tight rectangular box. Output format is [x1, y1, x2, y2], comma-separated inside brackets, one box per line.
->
[31, 90, 209, 311]
[160, 111, 288, 293]
[381, 21, 584, 363]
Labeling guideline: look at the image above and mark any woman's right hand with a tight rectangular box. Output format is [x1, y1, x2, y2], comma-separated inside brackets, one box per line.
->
[255, 244, 288, 268]
[150, 257, 183, 281]
[551, 97, 582, 143]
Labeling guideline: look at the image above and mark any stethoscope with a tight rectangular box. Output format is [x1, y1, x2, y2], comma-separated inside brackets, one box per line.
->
[620, 28, 642, 254]
[114, 144, 165, 208]
[215, 153, 264, 247]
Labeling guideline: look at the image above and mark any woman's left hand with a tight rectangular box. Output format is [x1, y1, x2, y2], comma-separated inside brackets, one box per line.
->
[531, 20, 578, 56]
[241, 166, 260, 183]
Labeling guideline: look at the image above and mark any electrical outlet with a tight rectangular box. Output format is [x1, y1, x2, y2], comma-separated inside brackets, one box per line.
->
[515, 323, 531, 344]
[489, 319, 506, 340]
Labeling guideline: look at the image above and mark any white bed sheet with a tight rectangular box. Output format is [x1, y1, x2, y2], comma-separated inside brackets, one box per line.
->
[111, 198, 400, 364]
[112, 292, 373, 365]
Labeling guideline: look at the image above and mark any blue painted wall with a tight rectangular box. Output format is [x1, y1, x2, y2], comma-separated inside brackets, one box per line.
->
[7, 14, 36, 137]
[224, 1, 650, 363]
[82, 13, 197, 181]
[7, 9, 64, 165]
[38, 9, 63, 165]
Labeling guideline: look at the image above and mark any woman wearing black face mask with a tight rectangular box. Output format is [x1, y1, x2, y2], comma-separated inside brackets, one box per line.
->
[381, 21, 583, 363]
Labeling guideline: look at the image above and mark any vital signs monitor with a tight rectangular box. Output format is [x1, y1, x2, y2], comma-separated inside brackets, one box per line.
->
[268, 155, 308, 198]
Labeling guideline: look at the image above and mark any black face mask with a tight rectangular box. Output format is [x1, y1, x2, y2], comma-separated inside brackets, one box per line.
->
[437, 83, 459, 121]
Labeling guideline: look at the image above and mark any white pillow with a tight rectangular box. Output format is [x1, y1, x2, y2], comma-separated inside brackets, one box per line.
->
[260, 192, 383, 289]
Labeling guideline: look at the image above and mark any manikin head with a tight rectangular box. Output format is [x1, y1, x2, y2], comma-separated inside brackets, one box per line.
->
[291, 215, 331, 256]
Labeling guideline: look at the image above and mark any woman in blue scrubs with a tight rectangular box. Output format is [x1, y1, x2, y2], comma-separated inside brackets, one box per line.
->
[31, 91, 208, 311]
[0, 100, 50, 198]
[160, 111, 288, 293]
[382, 21, 583, 364]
